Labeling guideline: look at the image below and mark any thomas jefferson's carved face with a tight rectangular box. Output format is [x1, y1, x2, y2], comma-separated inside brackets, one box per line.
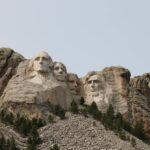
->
[33, 51, 52, 73]
[87, 74, 101, 93]
[54, 62, 67, 81]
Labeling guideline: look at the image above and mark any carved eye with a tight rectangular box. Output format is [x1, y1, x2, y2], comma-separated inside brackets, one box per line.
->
[88, 80, 92, 84]
[42, 57, 48, 61]
[35, 57, 40, 61]
[120, 73, 126, 78]
[93, 80, 100, 83]
[54, 67, 59, 70]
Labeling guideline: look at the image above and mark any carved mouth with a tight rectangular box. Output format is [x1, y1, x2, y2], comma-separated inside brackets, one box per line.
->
[90, 87, 98, 92]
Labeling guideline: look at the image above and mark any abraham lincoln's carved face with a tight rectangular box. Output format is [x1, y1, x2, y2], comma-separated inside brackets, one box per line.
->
[87, 74, 101, 92]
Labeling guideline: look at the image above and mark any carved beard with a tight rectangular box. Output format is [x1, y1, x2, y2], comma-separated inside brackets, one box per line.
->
[91, 91, 99, 97]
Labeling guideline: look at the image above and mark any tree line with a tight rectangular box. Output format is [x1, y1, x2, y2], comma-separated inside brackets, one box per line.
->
[70, 97, 150, 146]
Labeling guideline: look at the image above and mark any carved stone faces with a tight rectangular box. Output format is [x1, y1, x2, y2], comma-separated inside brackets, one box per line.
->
[26, 51, 54, 85]
[85, 72, 102, 97]
[53, 62, 67, 82]
[87, 74, 101, 93]
[67, 73, 79, 95]
[33, 51, 53, 73]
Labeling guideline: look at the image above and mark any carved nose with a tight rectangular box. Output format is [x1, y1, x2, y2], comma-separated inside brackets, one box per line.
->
[91, 84, 94, 88]
[91, 82, 95, 88]
[73, 82, 77, 87]
[39, 58, 43, 63]
[59, 69, 63, 74]
[91, 81, 94, 86]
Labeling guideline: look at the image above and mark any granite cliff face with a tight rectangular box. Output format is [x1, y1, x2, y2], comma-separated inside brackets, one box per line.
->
[0, 48, 150, 149]
[0, 49, 150, 123]
[0, 48, 24, 96]
[130, 74, 150, 135]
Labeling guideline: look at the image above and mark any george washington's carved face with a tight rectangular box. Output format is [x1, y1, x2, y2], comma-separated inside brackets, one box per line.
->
[53, 62, 67, 81]
[33, 51, 52, 73]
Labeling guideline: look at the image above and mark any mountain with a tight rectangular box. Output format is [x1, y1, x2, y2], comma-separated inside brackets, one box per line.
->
[0, 48, 150, 150]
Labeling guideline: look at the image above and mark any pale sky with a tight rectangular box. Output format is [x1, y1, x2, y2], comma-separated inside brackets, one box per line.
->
[0, 0, 150, 77]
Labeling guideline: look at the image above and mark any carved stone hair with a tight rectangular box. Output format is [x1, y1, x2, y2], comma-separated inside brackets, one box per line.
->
[53, 61, 67, 73]
[85, 71, 99, 84]
[67, 73, 80, 84]
[25, 51, 53, 76]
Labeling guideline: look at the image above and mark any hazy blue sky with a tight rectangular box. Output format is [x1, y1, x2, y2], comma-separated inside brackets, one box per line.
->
[0, 0, 150, 77]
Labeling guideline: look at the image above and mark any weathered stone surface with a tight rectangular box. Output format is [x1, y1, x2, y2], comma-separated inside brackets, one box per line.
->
[130, 74, 150, 135]
[0, 51, 71, 118]
[0, 48, 24, 96]
[82, 67, 131, 114]
[1, 48, 150, 146]
[67, 73, 82, 104]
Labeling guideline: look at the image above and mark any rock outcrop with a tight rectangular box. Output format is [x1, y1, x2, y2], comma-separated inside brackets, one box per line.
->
[0, 48, 24, 96]
[130, 74, 150, 135]
[82, 67, 131, 114]
[0, 51, 73, 119]
[1, 48, 150, 148]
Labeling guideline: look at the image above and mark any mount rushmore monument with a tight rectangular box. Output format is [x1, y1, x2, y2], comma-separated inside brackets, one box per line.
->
[0, 48, 150, 136]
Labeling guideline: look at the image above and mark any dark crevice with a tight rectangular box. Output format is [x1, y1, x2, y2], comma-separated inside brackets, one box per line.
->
[0, 49, 14, 78]
[0, 50, 14, 96]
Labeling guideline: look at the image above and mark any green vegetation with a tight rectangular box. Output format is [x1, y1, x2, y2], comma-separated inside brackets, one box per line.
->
[0, 136, 19, 150]
[51, 105, 66, 119]
[0, 109, 47, 150]
[0, 109, 14, 125]
[0, 103, 67, 149]
[14, 113, 46, 137]
[78, 102, 150, 145]
[50, 144, 60, 150]
[48, 114, 54, 123]
[80, 97, 85, 106]
[70, 100, 79, 114]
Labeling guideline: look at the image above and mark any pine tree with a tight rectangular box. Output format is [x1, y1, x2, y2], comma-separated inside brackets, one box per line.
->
[70, 100, 78, 114]
[80, 97, 85, 105]
[53, 105, 66, 119]
[132, 121, 146, 141]
[105, 104, 115, 129]
[0, 136, 6, 150]
[10, 137, 19, 150]
[48, 115, 54, 123]
[27, 137, 37, 150]
[50, 144, 60, 150]
[114, 112, 123, 131]
[87, 101, 98, 114]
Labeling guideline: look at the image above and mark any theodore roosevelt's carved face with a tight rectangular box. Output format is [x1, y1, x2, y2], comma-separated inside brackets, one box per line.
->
[33, 51, 52, 73]
[53, 62, 67, 81]
[67, 74, 79, 95]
